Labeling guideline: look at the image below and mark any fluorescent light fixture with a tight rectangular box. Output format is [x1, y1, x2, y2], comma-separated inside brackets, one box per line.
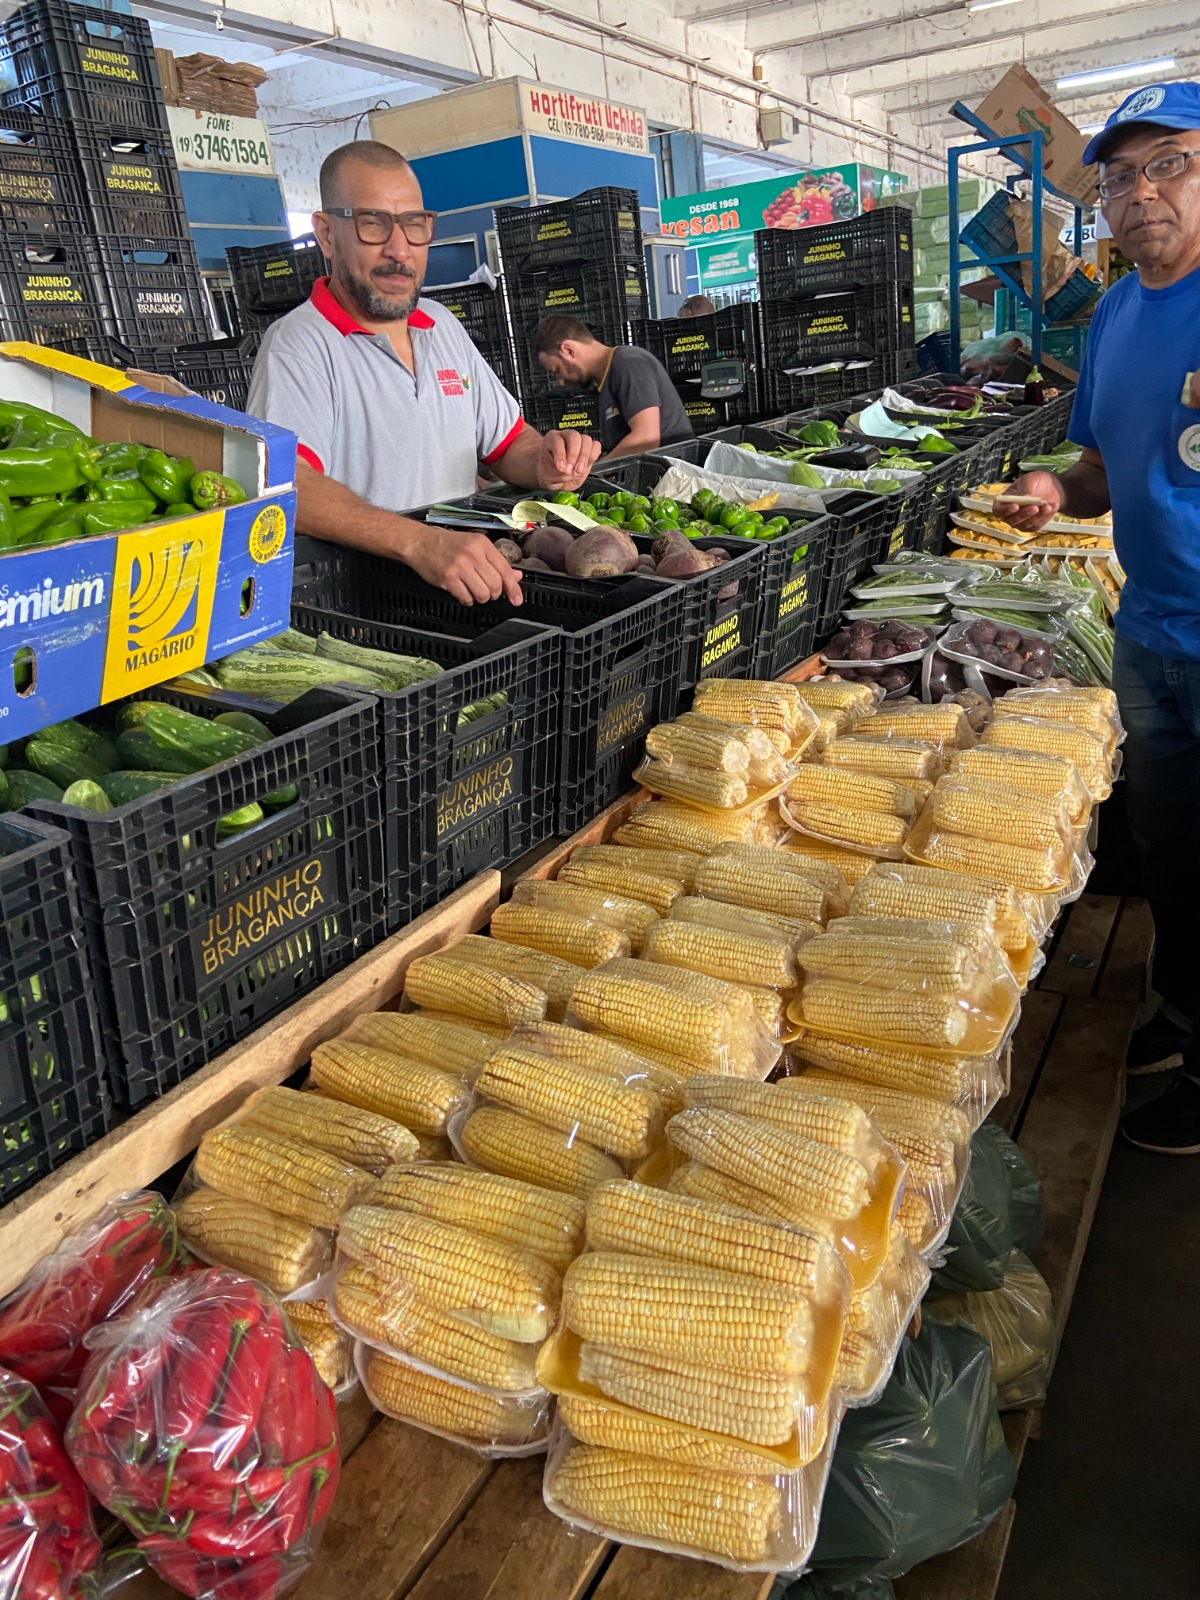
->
[1057, 57, 1174, 90]
[965, 0, 1022, 12]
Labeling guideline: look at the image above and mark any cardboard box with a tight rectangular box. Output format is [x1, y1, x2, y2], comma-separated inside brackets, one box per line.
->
[972, 66, 1100, 207]
[0, 343, 296, 741]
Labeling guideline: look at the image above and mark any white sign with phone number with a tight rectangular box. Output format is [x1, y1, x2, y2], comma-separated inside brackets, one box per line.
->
[168, 107, 276, 175]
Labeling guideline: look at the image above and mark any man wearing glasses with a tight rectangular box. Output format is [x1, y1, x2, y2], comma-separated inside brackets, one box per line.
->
[248, 140, 601, 606]
[999, 83, 1200, 1148]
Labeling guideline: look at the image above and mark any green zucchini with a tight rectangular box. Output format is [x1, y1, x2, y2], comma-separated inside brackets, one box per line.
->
[267, 628, 319, 655]
[141, 706, 261, 771]
[25, 742, 109, 789]
[100, 770, 178, 805]
[213, 711, 274, 741]
[213, 652, 391, 703]
[6, 769, 64, 807]
[315, 631, 442, 691]
[217, 801, 265, 838]
[62, 779, 113, 812]
[173, 667, 221, 688]
[116, 728, 198, 775]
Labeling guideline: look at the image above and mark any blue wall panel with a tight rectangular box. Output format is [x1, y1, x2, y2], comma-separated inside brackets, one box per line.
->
[410, 138, 529, 213]
[180, 172, 289, 272]
[528, 138, 658, 212]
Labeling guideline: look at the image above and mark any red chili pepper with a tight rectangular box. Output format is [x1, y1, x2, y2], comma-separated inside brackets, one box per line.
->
[202, 1311, 285, 1467]
[0, 1368, 101, 1600]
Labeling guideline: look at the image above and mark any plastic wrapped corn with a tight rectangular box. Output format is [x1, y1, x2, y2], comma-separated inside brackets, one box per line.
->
[646, 712, 797, 788]
[340, 1010, 504, 1081]
[822, 734, 945, 783]
[511, 876, 661, 954]
[849, 864, 1028, 977]
[174, 1186, 334, 1296]
[808, 710, 851, 753]
[780, 835, 878, 886]
[927, 775, 1074, 854]
[781, 794, 912, 858]
[490, 899, 631, 968]
[403, 950, 551, 1028]
[669, 895, 821, 953]
[614, 797, 787, 852]
[239, 1084, 421, 1172]
[793, 679, 881, 722]
[568, 842, 701, 891]
[193, 1122, 375, 1231]
[923, 1249, 1053, 1410]
[690, 678, 820, 759]
[861, 859, 1047, 949]
[358, 1344, 553, 1454]
[437, 933, 588, 1013]
[995, 684, 1123, 752]
[787, 1035, 1006, 1131]
[694, 842, 843, 924]
[856, 701, 976, 748]
[678, 1076, 891, 1184]
[835, 1226, 930, 1405]
[946, 743, 1091, 825]
[509, 1021, 687, 1116]
[633, 756, 754, 811]
[285, 1298, 354, 1390]
[643, 917, 801, 992]
[558, 857, 685, 916]
[903, 805, 1078, 894]
[979, 714, 1113, 802]
[310, 1038, 470, 1136]
[785, 765, 922, 820]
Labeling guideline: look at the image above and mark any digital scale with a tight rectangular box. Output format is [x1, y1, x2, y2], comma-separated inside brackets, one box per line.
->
[698, 358, 748, 400]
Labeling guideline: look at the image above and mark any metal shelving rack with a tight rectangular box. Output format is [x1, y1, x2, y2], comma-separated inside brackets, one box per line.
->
[947, 101, 1085, 371]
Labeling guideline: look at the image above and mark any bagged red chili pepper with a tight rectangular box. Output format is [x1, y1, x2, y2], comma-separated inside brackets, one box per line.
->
[0, 1364, 102, 1600]
[0, 1192, 181, 1390]
[67, 1267, 340, 1600]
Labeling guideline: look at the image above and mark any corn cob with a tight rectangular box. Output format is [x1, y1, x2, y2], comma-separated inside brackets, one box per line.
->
[786, 764, 919, 818]
[460, 1106, 624, 1198]
[694, 853, 829, 924]
[680, 1076, 879, 1170]
[809, 711, 848, 752]
[559, 860, 683, 916]
[996, 689, 1116, 741]
[310, 1040, 467, 1136]
[858, 703, 972, 745]
[667, 1162, 837, 1239]
[794, 679, 878, 716]
[780, 835, 876, 885]
[563, 1251, 815, 1374]
[195, 1125, 373, 1229]
[342, 1011, 504, 1079]
[835, 1327, 880, 1396]
[896, 1185, 935, 1247]
[403, 953, 548, 1028]
[880, 1127, 957, 1190]
[549, 1444, 784, 1563]
[787, 799, 909, 852]
[929, 778, 1070, 851]
[557, 1394, 776, 1476]
[577, 1343, 800, 1447]
[790, 1035, 986, 1103]
[747, 986, 786, 1037]
[673, 712, 793, 785]
[644, 718, 752, 774]
[613, 800, 764, 853]
[979, 716, 1110, 800]
[691, 678, 815, 747]
[569, 844, 700, 892]
[489, 901, 630, 968]
[175, 1188, 329, 1294]
[599, 958, 767, 1043]
[913, 828, 1066, 891]
[869, 862, 1030, 952]
[799, 977, 972, 1048]
[643, 918, 799, 991]
[285, 1300, 351, 1389]
[713, 840, 850, 902]
[476, 1045, 664, 1161]
[513, 1021, 686, 1116]
[339, 1204, 559, 1340]
[822, 734, 942, 782]
[585, 1181, 840, 1301]
[820, 912, 996, 961]
[798, 926, 984, 993]
[335, 1263, 540, 1391]
[590, 1030, 708, 1084]
[241, 1085, 419, 1171]
[947, 745, 1089, 818]
[638, 758, 750, 810]
[364, 1351, 546, 1446]
[669, 895, 819, 950]
[513, 878, 660, 954]
[786, 1067, 972, 1155]
[369, 1162, 586, 1272]
[667, 1107, 870, 1220]
[569, 967, 742, 1070]
[449, 934, 587, 1008]
[849, 874, 1001, 944]
[413, 1132, 453, 1161]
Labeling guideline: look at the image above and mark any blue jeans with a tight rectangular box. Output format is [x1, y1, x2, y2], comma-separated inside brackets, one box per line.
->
[1111, 634, 1200, 1024]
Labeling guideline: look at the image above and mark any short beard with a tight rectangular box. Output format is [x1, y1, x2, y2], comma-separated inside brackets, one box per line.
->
[340, 263, 422, 321]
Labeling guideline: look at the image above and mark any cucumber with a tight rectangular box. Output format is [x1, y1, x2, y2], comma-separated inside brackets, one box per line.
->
[35, 718, 117, 766]
[115, 702, 158, 734]
[100, 771, 178, 805]
[213, 711, 274, 742]
[173, 668, 221, 688]
[214, 652, 391, 702]
[142, 706, 261, 771]
[62, 779, 112, 812]
[6, 770, 64, 807]
[25, 742, 110, 789]
[0, 768, 7, 810]
[315, 631, 442, 690]
[116, 728, 198, 775]
[217, 801, 265, 838]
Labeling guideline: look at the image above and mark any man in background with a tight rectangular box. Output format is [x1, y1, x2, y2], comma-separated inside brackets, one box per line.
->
[533, 314, 694, 459]
[678, 294, 717, 317]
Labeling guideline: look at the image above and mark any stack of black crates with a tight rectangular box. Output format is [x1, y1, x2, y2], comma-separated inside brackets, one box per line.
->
[756, 209, 918, 412]
[645, 302, 763, 430]
[496, 187, 647, 437]
[0, 0, 211, 364]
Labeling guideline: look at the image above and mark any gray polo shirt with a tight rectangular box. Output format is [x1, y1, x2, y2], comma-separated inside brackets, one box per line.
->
[247, 277, 523, 512]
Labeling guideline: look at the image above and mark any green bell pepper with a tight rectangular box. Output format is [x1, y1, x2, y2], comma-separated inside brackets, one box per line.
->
[0, 446, 98, 499]
[139, 450, 195, 505]
[189, 470, 247, 511]
[87, 474, 159, 503]
[159, 502, 196, 519]
[82, 500, 156, 535]
[12, 501, 64, 542]
[0, 488, 13, 548]
[94, 441, 149, 476]
[27, 506, 85, 544]
[0, 400, 85, 449]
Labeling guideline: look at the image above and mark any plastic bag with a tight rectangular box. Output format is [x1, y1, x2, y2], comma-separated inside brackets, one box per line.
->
[788, 1031, 1007, 1131]
[697, 840, 849, 924]
[634, 755, 781, 812]
[648, 712, 798, 788]
[0, 1367, 101, 1600]
[854, 700, 976, 748]
[615, 797, 789, 852]
[786, 766, 922, 827]
[691, 679, 821, 761]
[925, 1249, 1053, 1409]
[338, 1010, 504, 1082]
[774, 1573, 896, 1600]
[931, 1120, 1025, 1293]
[946, 743, 1090, 826]
[976, 1119, 1044, 1255]
[357, 1342, 552, 1455]
[793, 679, 883, 724]
[808, 1319, 1016, 1581]
[820, 734, 944, 783]
[848, 860, 1035, 985]
[0, 1192, 181, 1391]
[68, 1267, 340, 1600]
[835, 1226, 930, 1405]
[903, 803, 1078, 894]
[979, 714, 1113, 803]
[644, 915, 802, 992]
[995, 682, 1122, 752]
[668, 895, 821, 956]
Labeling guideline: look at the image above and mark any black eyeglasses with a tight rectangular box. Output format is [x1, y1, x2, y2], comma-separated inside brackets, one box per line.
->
[1098, 149, 1200, 201]
[323, 207, 438, 245]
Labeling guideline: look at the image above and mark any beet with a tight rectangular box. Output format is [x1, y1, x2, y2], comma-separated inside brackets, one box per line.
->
[521, 557, 552, 571]
[998, 650, 1026, 672]
[848, 636, 874, 660]
[873, 639, 899, 659]
[524, 526, 576, 571]
[828, 631, 853, 658]
[566, 527, 638, 579]
[880, 667, 911, 692]
[993, 627, 1022, 652]
[849, 620, 875, 639]
[494, 538, 524, 567]
[967, 619, 997, 647]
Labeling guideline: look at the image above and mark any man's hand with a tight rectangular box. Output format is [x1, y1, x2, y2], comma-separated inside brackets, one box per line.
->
[399, 526, 523, 606]
[537, 429, 602, 492]
[993, 470, 1066, 533]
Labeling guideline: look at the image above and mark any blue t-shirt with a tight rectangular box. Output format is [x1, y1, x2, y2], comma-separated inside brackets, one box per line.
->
[1069, 262, 1200, 658]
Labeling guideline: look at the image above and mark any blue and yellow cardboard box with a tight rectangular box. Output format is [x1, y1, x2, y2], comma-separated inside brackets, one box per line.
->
[0, 342, 295, 741]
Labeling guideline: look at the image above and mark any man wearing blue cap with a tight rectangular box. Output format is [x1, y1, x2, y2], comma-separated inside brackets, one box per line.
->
[1000, 82, 1200, 1153]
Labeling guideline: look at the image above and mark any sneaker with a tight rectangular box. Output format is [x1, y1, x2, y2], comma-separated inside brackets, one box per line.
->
[1126, 1009, 1191, 1076]
[1120, 1075, 1200, 1154]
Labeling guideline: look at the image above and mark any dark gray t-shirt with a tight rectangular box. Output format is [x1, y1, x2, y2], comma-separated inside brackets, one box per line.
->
[598, 346, 694, 454]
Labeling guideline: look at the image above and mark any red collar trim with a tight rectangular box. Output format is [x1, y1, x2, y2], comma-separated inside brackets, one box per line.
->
[310, 276, 435, 334]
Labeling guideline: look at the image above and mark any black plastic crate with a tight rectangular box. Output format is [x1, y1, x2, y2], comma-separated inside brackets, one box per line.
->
[749, 513, 832, 678]
[27, 686, 387, 1109]
[129, 334, 259, 412]
[646, 303, 761, 383]
[671, 379, 764, 431]
[74, 124, 188, 238]
[0, 228, 108, 348]
[290, 542, 685, 836]
[91, 233, 210, 346]
[766, 349, 918, 414]
[423, 277, 512, 344]
[227, 233, 326, 318]
[0, 0, 168, 131]
[289, 607, 560, 928]
[496, 186, 642, 272]
[527, 391, 602, 438]
[508, 258, 647, 339]
[0, 814, 109, 1201]
[0, 108, 87, 232]
[817, 492, 892, 631]
[756, 209, 914, 300]
[761, 283, 915, 370]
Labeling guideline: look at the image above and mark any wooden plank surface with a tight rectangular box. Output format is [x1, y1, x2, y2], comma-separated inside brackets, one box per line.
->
[0, 871, 500, 1299]
[407, 1457, 608, 1600]
[520, 791, 650, 883]
[1097, 895, 1153, 1003]
[894, 1500, 1016, 1600]
[591, 1546, 775, 1600]
[996, 989, 1062, 1138]
[1039, 893, 1119, 996]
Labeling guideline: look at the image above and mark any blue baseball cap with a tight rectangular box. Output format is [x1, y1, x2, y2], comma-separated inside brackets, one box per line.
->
[1084, 81, 1200, 165]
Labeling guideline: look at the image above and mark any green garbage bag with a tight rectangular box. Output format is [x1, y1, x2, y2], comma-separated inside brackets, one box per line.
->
[977, 1119, 1044, 1255]
[808, 1320, 1017, 1581]
[930, 1121, 1018, 1293]
[773, 1574, 895, 1600]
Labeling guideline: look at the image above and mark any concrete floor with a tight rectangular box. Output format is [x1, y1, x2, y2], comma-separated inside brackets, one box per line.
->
[997, 1071, 1200, 1600]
